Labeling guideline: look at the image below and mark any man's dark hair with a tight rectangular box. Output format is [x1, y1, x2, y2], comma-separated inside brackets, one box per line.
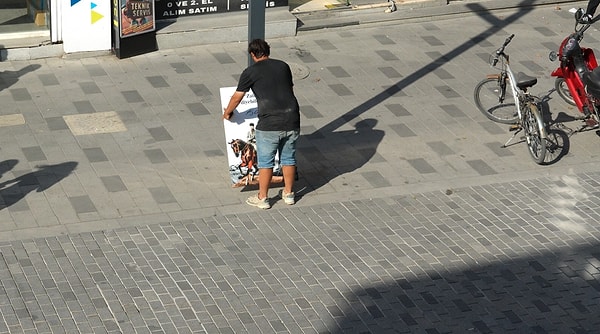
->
[248, 39, 270, 58]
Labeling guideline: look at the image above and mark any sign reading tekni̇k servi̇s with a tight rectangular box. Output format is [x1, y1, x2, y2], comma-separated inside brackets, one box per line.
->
[118, 0, 156, 38]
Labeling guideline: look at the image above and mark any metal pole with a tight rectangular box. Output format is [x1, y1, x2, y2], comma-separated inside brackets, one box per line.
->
[248, 0, 266, 66]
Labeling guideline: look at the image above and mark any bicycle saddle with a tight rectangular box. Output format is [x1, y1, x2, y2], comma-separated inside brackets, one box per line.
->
[516, 72, 537, 90]
[583, 67, 600, 99]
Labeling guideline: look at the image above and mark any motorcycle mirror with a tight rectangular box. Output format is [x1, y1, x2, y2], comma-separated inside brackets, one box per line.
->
[549, 51, 558, 61]
[575, 8, 585, 21]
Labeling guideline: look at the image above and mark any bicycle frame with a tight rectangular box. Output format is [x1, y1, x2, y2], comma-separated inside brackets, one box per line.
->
[491, 53, 527, 126]
[504, 61, 525, 121]
[508, 64, 547, 143]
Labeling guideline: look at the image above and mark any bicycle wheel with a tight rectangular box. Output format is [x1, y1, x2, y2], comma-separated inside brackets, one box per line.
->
[473, 77, 519, 124]
[554, 77, 576, 106]
[522, 102, 546, 164]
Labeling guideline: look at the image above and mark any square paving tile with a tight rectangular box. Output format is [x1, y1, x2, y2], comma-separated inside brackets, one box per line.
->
[63, 111, 127, 136]
[0, 114, 25, 127]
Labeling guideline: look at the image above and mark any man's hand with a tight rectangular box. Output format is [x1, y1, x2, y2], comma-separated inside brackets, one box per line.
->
[223, 91, 245, 121]
[223, 108, 234, 120]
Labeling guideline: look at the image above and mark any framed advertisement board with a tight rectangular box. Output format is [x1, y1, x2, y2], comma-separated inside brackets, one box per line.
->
[112, 0, 158, 58]
[119, 0, 156, 38]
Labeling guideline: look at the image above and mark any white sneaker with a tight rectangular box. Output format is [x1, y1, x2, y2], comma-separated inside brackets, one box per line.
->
[280, 190, 295, 205]
[246, 195, 270, 209]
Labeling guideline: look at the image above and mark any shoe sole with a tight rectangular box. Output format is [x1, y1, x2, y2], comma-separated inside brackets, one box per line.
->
[246, 199, 270, 209]
[280, 191, 295, 205]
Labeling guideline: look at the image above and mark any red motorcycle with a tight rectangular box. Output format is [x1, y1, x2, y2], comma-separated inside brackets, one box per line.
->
[550, 8, 600, 128]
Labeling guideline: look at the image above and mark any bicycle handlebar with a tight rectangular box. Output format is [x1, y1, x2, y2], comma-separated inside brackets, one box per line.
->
[574, 12, 600, 39]
[492, 34, 515, 66]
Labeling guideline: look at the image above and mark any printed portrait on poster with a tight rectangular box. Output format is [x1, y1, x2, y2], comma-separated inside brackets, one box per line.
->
[120, 0, 155, 37]
[220, 87, 282, 188]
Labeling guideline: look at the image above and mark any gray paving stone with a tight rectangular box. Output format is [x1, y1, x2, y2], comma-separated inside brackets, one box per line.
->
[122, 90, 144, 103]
[186, 102, 210, 115]
[375, 50, 399, 61]
[146, 76, 170, 88]
[10, 88, 32, 101]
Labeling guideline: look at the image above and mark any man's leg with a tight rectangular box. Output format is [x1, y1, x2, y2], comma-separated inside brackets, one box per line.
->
[258, 168, 273, 199]
[282, 165, 295, 194]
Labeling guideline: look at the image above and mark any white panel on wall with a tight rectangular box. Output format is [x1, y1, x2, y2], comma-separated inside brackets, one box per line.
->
[62, 0, 111, 53]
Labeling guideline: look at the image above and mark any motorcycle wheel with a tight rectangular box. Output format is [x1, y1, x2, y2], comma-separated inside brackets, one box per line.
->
[554, 77, 576, 106]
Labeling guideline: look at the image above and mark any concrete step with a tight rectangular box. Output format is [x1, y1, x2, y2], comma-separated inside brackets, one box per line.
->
[293, 0, 578, 31]
[155, 8, 298, 50]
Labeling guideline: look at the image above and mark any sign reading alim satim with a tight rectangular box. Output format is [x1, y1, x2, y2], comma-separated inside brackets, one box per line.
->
[154, 0, 288, 20]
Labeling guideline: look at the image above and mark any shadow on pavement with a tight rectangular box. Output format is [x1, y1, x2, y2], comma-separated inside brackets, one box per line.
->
[537, 93, 570, 165]
[296, 118, 384, 199]
[0, 64, 41, 90]
[329, 242, 600, 333]
[0, 161, 78, 210]
[312, 0, 541, 136]
[293, 0, 544, 193]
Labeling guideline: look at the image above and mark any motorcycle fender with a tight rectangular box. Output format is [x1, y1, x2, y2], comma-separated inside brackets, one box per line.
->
[584, 48, 599, 69]
[550, 68, 564, 77]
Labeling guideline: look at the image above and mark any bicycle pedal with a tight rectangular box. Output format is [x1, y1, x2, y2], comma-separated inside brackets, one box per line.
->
[508, 124, 520, 131]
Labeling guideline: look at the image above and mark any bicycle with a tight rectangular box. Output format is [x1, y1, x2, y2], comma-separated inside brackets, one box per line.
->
[473, 34, 548, 164]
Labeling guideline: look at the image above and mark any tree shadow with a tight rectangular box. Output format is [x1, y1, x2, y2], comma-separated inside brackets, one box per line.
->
[0, 64, 41, 89]
[0, 161, 78, 210]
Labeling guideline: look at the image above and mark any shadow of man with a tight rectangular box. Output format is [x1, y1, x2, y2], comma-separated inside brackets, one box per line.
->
[295, 118, 384, 200]
[0, 161, 78, 210]
[0, 159, 18, 178]
[0, 64, 41, 91]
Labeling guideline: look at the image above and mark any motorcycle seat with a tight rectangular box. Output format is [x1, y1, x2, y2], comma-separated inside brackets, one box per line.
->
[584, 67, 600, 99]
[516, 72, 537, 90]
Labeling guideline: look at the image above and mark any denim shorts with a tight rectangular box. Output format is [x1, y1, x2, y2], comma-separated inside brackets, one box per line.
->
[255, 129, 300, 169]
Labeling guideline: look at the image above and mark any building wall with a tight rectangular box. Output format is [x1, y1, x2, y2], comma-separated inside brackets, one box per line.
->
[62, 0, 111, 53]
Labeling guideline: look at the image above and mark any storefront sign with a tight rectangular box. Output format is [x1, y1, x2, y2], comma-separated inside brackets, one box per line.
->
[155, 0, 287, 20]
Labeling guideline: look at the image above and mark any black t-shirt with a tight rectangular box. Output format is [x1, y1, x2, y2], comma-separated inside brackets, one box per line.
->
[236, 58, 300, 131]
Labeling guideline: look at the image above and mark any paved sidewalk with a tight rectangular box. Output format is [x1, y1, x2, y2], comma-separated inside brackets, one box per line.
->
[1, 2, 600, 333]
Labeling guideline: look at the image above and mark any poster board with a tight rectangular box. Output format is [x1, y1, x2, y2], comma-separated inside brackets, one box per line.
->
[220, 87, 282, 188]
[119, 0, 156, 38]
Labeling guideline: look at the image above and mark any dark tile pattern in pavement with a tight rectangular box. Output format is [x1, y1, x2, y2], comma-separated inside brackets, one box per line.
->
[1, 175, 600, 333]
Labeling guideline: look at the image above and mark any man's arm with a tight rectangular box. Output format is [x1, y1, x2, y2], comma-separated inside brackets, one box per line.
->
[223, 91, 245, 120]
[587, 0, 600, 16]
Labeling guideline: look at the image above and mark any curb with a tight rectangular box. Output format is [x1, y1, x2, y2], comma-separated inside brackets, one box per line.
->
[0, 0, 582, 60]
[294, 0, 580, 31]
